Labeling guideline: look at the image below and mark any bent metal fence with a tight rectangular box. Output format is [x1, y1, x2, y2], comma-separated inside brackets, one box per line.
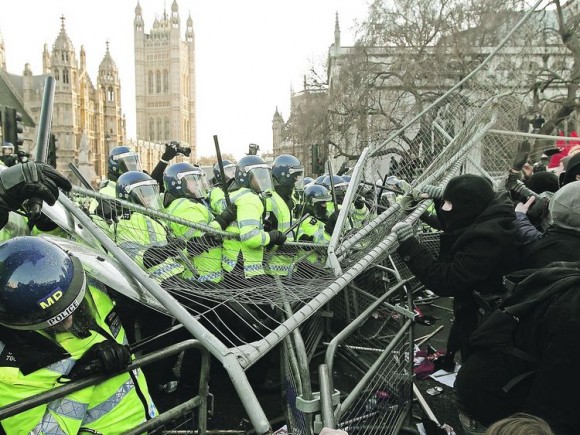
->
[9, 1, 554, 433]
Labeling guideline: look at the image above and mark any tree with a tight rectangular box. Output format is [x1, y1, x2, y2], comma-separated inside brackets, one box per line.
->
[196, 153, 236, 166]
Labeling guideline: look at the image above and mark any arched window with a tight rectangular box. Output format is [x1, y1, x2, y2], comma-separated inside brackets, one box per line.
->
[156, 118, 162, 141]
[163, 70, 169, 93]
[148, 71, 154, 94]
[164, 117, 170, 139]
[54, 68, 60, 80]
[107, 86, 114, 102]
[156, 70, 161, 93]
[63, 68, 69, 84]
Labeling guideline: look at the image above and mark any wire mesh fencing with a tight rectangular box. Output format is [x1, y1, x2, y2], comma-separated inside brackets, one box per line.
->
[26, 3, 556, 433]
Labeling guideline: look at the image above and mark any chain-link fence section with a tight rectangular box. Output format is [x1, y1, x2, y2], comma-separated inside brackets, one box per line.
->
[26, 2, 552, 433]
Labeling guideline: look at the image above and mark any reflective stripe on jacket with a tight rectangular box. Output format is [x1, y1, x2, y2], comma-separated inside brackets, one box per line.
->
[165, 197, 223, 283]
[0, 284, 157, 434]
[222, 188, 269, 277]
[115, 212, 184, 281]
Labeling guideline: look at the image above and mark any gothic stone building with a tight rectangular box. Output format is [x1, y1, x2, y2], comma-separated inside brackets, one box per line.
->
[0, 17, 125, 185]
[134, 0, 197, 161]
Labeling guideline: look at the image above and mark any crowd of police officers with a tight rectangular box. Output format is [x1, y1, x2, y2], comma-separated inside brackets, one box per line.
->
[0, 139, 370, 433]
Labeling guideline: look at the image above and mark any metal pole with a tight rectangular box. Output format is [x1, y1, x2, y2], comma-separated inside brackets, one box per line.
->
[35, 76, 55, 163]
[319, 364, 336, 429]
[213, 134, 232, 207]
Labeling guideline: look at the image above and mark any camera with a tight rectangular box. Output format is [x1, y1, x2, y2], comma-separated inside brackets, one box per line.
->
[175, 143, 191, 157]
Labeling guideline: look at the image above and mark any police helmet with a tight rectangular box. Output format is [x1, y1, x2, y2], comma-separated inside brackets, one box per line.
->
[212, 160, 237, 185]
[314, 175, 327, 185]
[341, 175, 351, 183]
[1, 142, 14, 156]
[303, 176, 314, 187]
[117, 171, 163, 210]
[272, 154, 304, 189]
[108, 146, 142, 181]
[235, 155, 273, 193]
[0, 237, 86, 331]
[164, 162, 208, 200]
[304, 184, 332, 220]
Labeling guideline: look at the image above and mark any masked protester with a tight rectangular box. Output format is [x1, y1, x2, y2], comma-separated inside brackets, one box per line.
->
[0, 237, 156, 433]
[392, 174, 519, 361]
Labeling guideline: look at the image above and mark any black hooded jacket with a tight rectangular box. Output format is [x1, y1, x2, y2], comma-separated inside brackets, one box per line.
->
[397, 191, 519, 358]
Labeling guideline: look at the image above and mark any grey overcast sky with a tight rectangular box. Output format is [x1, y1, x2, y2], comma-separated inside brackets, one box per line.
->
[0, 0, 368, 160]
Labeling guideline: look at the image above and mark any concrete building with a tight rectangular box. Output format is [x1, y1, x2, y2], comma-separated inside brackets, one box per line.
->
[134, 0, 196, 161]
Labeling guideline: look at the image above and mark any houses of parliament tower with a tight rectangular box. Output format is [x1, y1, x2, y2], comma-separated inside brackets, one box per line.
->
[134, 0, 196, 159]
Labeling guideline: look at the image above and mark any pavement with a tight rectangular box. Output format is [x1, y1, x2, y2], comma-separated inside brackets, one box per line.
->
[151, 295, 464, 435]
[412, 296, 464, 434]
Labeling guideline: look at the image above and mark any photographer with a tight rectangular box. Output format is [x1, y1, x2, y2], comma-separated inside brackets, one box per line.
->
[150, 140, 191, 192]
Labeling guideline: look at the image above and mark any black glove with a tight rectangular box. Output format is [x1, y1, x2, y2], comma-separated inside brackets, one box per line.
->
[354, 196, 366, 210]
[0, 162, 72, 228]
[263, 211, 278, 232]
[186, 234, 222, 255]
[324, 211, 339, 235]
[337, 161, 349, 176]
[214, 203, 237, 230]
[67, 341, 131, 380]
[161, 141, 179, 161]
[143, 244, 174, 268]
[95, 198, 121, 222]
[267, 230, 287, 247]
[511, 140, 531, 171]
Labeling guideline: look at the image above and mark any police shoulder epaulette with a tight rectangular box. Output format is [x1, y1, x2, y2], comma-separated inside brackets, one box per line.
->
[310, 218, 318, 225]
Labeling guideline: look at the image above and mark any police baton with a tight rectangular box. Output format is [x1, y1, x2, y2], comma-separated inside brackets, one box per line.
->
[213, 135, 232, 207]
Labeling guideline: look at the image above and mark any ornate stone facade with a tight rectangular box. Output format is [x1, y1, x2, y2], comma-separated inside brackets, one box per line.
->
[134, 0, 196, 161]
[1, 17, 125, 186]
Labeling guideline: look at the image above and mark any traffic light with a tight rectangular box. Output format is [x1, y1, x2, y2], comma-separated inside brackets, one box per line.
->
[311, 144, 325, 175]
[2, 107, 24, 150]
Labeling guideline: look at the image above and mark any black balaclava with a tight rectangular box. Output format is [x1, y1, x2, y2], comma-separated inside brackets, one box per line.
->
[526, 171, 559, 194]
[440, 174, 495, 232]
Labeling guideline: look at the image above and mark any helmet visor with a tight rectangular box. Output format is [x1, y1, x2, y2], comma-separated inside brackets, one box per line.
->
[289, 167, 305, 191]
[127, 179, 163, 210]
[114, 152, 142, 174]
[223, 164, 237, 182]
[247, 165, 273, 193]
[178, 171, 208, 199]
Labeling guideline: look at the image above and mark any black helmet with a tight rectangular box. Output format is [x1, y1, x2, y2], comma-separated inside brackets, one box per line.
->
[1, 142, 14, 156]
[272, 154, 304, 189]
[117, 171, 163, 210]
[304, 184, 332, 220]
[0, 237, 86, 330]
[235, 155, 273, 193]
[108, 146, 142, 181]
[164, 162, 208, 200]
[322, 175, 348, 204]
[212, 159, 237, 185]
